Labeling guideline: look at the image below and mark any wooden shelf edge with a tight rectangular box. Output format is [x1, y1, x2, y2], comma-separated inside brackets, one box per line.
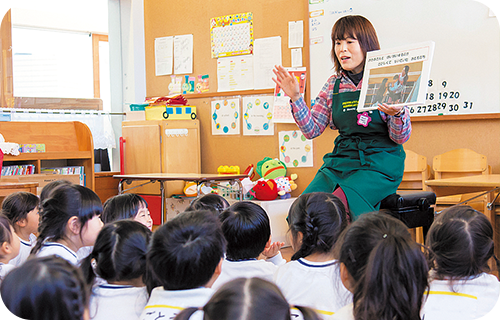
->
[411, 113, 500, 122]
[183, 88, 274, 99]
[3, 151, 93, 161]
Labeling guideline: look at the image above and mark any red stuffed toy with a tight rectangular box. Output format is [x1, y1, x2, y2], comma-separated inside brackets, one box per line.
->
[249, 179, 279, 201]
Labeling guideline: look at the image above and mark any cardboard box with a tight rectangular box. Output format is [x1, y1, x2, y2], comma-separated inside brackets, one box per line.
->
[0, 174, 81, 196]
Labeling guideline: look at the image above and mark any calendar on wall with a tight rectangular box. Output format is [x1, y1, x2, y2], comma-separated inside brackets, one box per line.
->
[210, 12, 254, 58]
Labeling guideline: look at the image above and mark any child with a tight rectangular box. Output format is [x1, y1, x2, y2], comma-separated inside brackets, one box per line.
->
[140, 210, 226, 320]
[81, 220, 152, 320]
[211, 201, 285, 291]
[0, 212, 20, 283]
[2, 191, 39, 266]
[101, 193, 153, 230]
[174, 277, 321, 320]
[1, 255, 89, 320]
[421, 205, 500, 320]
[185, 193, 230, 216]
[331, 212, 429, 320]
[32, 184, 103, 265]
[274, 192, 352, 317]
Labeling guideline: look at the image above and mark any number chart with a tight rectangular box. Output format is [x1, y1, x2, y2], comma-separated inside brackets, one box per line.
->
[409, 79, 475, 116]
[210, 12, 254, 59]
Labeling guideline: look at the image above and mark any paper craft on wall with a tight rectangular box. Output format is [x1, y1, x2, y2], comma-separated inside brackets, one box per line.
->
[273, 67, 307, 123]
[242, 95, 274, 136]
[279, 130, 313, 168]
[211, 98, 241, 135]
[210, 12, 254, 58]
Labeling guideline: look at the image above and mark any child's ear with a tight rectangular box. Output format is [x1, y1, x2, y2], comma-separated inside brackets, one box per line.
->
[340, 262, 354, 293]
[67, 216, 81, 235]
[265, 236, 272, 249]
[214, 258, 223, 276]
[1, 241, 12, 255]
[16, 218, 27, 228]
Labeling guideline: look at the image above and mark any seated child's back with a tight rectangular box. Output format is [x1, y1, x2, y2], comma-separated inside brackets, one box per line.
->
[211, 201, 285, 291]
[422, 205, 500, 320]
[141, 210, 226, 320]
[274, 192, 351, 317]
[81, 220, 152, 320]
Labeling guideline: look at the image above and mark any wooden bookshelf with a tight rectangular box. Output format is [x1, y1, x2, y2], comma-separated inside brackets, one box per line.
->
[0, 121, 95, 190]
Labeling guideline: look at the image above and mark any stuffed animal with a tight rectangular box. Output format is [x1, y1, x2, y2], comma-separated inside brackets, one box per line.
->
[256, 157, 287, 180]
[275, 175, 298, 199]
[255, 157, 298, 199]
[249, 179, 279, 201]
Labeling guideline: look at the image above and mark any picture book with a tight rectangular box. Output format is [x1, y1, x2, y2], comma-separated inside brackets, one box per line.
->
[357, 41, 435, 112]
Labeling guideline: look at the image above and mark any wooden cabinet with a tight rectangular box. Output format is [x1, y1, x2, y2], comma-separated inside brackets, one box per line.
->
[121, 120, 200, 196]
[0, 121, 95, 190]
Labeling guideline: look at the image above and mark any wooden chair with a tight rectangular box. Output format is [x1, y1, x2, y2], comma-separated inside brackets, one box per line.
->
[398, 150, 432, 244]
[432, 148, 490, 213]
[399, 149, 430, 192]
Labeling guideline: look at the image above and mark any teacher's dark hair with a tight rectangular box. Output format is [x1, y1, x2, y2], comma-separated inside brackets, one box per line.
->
[331, 15, 380, 74]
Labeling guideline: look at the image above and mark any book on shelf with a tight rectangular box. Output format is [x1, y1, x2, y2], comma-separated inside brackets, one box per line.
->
[1, 164, 36, 176]
[357, 41, 435, 113]
[40, 166, 85, 186]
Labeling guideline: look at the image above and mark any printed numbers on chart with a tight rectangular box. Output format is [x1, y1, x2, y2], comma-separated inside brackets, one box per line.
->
[428, 80, 447, 88]
[426, 91, 460, 101]
[409, 102, 474, 114]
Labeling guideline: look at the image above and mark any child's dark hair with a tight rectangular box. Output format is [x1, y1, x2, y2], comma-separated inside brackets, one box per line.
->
[32, 184, 103, 255]
[39, 179, 73, 202]
[287, 192, 348, 260]
[330, 15, 380, 74]
[101, 193, 148, 224]
[186, 194, 230, 216]
[2, 191, 39, 225]
[336, 212, 428, 320]
[426, 205, 499, 280]
[81, 219, 151, 286]
[174, 277, 321, 320]
[146, 210, 226, 290]
[219, 201, 270, 260]
[1, 255, 89, 320]
[0, 211, 13, 245]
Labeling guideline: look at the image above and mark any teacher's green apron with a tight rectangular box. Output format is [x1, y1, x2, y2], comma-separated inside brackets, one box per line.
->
[303, 78, 405, 219]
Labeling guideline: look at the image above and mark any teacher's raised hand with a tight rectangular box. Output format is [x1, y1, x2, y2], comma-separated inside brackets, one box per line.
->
[272, 65, 301, 102]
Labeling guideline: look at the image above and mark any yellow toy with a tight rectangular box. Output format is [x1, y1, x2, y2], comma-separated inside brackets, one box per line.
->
[183, 181, 198, 197]
[217, 165, 240, 175]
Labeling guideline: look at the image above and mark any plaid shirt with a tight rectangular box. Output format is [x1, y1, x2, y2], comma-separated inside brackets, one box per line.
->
[291, 73, 412, 144]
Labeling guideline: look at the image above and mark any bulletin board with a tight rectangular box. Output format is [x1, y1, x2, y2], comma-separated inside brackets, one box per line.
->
[308, 0, 500, 118]
[143, 0, 317, 196]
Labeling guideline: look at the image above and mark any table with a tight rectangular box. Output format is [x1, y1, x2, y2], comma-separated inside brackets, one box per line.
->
[425, 174, 500, 256]
[0, 181, 39, 197]
[114, 173, 249, 224]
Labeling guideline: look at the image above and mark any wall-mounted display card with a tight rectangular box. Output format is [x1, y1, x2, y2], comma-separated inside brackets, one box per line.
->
[210, 12, 254, 58]
[173, 34, 193, 75]
[242, 95, 274, 136]
[288, 20, 303, 48]
[279, 130, 313, 168]
[211, 98, 241, 135]
[155, 36, 173, 76]
[253, 36, 282, 90]
[217, 55, 254, 92]
[273, 67, 306, 123]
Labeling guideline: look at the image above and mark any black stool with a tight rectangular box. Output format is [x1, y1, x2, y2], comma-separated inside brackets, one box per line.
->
[380, 191, 436, 241]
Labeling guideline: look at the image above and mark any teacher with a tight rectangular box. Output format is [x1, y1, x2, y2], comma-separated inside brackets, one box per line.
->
[273, 15, 411, 219]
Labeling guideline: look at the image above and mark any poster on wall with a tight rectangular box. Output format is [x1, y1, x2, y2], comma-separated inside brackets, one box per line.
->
[210, 12, 254, 58]
[278, 130, 313, 168]
[242, 95, 274, 136]
[211, 98, 241, 135]
[273, 67, 306, 123]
